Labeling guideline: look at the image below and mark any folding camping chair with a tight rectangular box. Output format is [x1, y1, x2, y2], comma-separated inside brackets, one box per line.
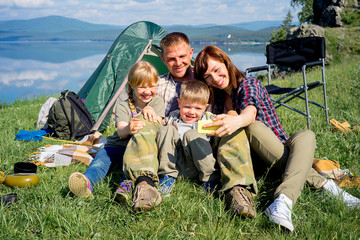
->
[246, 37, 329, 129]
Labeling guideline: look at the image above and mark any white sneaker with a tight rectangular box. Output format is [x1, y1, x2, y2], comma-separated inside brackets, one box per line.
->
[265, 194, 294, 232]
[322, 179, 360, 208]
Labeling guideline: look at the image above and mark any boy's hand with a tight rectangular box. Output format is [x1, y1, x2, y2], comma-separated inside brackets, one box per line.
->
[141, 106, 158, 122]
[129, 118, 146, 135]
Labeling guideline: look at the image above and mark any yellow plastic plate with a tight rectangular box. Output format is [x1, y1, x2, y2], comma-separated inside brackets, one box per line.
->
[197, 120, 220, 134]
[0, 171, 5, 184]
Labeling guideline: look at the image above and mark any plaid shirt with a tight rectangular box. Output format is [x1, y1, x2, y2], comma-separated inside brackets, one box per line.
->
[157, 72, 184, 116]
[232, 77, 288, 143]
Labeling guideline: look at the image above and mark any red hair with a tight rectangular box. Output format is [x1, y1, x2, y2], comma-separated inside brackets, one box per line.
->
[194, 45, 245, 113]
[194, 45, 244, 89]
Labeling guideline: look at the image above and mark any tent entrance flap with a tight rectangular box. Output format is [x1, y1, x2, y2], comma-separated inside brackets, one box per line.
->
[142, 45, 168, 75]
[141, 54, 168, 75]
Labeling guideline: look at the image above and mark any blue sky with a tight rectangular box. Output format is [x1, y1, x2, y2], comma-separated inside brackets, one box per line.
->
[0, 0, 299, 26]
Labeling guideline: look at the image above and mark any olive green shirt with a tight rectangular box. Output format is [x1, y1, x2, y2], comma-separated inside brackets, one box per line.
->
[105, 95, 165, 148]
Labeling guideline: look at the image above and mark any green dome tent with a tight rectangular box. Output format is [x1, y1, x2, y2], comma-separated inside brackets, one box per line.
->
[77, 21, 168, 131]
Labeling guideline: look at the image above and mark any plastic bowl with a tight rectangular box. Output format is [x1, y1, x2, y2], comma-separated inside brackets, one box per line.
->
[14, 162, 37, 174]
[0, 171, 5, 184]
[4, 173, 40, 188]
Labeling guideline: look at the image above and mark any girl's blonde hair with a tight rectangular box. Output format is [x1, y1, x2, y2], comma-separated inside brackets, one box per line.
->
[127, 61, 158, 116]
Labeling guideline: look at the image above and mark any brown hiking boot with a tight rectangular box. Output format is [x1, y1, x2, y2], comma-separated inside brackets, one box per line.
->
[132, 181, 162, 212]
[225, 185, 257, 218]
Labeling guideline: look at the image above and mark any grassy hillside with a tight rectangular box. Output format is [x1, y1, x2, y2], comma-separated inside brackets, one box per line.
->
[1, 23, 360, 238]
[325, 27, 360, 62]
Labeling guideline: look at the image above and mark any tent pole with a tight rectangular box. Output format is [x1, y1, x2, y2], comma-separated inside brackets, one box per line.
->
[91, 39, 153, 131]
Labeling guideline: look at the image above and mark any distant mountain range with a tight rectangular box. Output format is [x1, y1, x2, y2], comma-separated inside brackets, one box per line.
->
[0, 15, 291, 43]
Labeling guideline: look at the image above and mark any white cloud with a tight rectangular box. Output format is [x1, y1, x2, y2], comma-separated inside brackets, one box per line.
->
[0, 0, 298, 25]
[15, 79, 34, 87]
[37, 78, 70, 90]
[0, 0, 12, 7]
[0, 70, 58, 86]
[65, 0, 80, 6]
[0, 0, 55, 8]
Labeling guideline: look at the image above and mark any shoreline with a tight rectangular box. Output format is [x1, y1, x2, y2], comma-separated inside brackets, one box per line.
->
[0, 40, 268, 45]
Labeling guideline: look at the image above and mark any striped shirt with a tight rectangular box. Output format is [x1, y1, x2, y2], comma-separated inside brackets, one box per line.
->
[232, 77, 288, 143]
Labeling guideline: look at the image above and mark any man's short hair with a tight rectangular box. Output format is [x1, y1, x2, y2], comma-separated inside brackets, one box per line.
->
[160, 32, 190, 55]
[180, 80, 210, 106]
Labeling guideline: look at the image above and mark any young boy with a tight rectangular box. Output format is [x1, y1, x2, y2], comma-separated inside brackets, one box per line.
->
[156, 80, 220, 196]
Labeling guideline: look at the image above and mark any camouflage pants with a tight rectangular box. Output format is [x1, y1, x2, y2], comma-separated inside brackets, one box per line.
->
[123, 120, 257, 194]
[157, 125, 219, 182]
[215, 128, 258, 194]
[158, 125, 257, 193]
[122, 120, 161, 185]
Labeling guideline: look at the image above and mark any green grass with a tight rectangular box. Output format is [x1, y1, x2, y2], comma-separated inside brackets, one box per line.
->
[1, 58, 360, 239]
[342, 7, 360, 27]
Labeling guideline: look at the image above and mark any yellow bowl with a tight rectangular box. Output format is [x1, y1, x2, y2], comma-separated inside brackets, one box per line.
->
[4, 173, 40, 188]
[0, 171, 5, 184]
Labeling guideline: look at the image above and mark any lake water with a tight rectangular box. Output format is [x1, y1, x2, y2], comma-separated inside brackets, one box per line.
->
[0, 41, 266, 104]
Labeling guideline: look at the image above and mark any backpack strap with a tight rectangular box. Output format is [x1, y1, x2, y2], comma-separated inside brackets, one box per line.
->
[59, 96, 74, 138]
[67, 91, 93, 138]
[71, 116, 85, 139]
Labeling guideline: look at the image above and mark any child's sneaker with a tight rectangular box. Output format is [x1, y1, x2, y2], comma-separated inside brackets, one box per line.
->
[202, 179, 219, 193]
[68, 172, 92, 198]
[158, 175, 175, 197]
[322, 179, 360, 208]
[115, 180, 133, 204]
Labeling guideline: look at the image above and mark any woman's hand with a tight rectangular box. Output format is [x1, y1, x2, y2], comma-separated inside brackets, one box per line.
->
[141, 106, 158, 122]
[129, 118, 146, 135]
[205, 114, 243, 137]
[205, 105, 257, 137]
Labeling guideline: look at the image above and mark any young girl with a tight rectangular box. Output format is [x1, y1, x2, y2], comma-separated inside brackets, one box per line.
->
[68, 61, 164, 202]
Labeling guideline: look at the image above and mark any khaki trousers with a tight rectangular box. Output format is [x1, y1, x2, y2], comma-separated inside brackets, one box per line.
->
[246, 121, 326, 203]
[157, 125, 219, 182]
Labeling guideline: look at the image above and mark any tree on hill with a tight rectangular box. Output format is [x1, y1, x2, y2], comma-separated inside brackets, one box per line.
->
[270, 10, 293, 43]
[291, 0, 314, 24]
